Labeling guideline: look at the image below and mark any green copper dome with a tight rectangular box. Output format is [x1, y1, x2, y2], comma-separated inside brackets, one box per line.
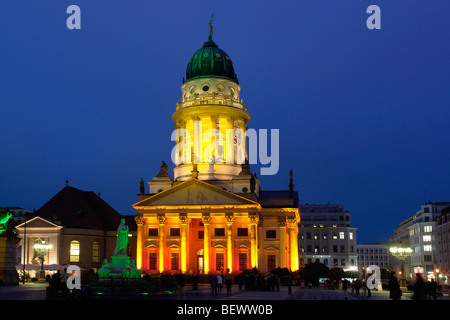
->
[186, 39, 238, 83]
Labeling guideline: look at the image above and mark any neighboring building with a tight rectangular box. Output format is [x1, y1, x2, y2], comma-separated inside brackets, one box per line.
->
[356, 243, 389, 270]
[297, 204, 358, 271]
[0, 207, 34, 224]
[389, 201, 450, 282]
[132, 25, 300, 275]
[436, 204, 450, 287]
[15, 186, 136, 277]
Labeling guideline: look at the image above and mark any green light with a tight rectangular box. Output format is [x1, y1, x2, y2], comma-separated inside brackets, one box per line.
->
[141, 293, 149, 295]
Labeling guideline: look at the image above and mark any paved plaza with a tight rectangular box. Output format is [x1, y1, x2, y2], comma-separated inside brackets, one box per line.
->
[1, 282, 449, 301]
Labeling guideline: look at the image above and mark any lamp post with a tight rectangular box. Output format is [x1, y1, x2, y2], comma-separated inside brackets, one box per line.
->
[34, 239, 53, 282]
[389, 244, 412, 289]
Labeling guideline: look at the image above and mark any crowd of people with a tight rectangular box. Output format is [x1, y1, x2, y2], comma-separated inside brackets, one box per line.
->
[388, 271, 440, 300]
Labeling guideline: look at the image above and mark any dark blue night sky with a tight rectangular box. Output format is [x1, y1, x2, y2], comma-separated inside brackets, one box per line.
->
[1, 1, 449, 243]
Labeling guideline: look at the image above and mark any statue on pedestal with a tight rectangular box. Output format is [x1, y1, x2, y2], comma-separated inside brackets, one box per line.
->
[98, 219, 141, 279]
[113, 219, 129, 256]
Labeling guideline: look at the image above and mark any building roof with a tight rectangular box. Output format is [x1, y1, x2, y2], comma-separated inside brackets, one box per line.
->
[186, 38, 238, 83]
[36, 186, 135, 231]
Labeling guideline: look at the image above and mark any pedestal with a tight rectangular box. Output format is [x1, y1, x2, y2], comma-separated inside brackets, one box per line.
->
[0, 234, 20, 286]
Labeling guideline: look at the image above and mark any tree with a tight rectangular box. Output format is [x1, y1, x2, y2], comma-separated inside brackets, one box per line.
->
[328, 267, 345, 282]
[300, 262, 329, 286]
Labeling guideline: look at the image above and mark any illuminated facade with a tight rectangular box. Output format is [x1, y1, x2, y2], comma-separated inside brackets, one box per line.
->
[133, 25, 300, 275]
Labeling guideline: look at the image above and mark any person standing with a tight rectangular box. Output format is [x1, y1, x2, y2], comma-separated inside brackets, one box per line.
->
[210, 273, 217, 296]
[216, 273, 223, 293]
[413, 274, 426, 300]
[342, 279, 349, 299]
[389, 271, 402, 300]
[287, 274, 292, 294]
[429, 278, 437, 300]
[225, 270, 233, 297]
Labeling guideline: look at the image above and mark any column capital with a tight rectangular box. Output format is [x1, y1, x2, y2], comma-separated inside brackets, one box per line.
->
[157, 214, 166, 225]
[135, 216, 146, 226]
[179, 214, 188, 225]
[202, 214, 211, 225]
[248, 213, 259, 225]
[225, 213, 234, 225]
[278, 217, 287, 228]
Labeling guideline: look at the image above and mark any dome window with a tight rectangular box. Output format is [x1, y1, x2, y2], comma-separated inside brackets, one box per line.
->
[202, 85, 210, 92]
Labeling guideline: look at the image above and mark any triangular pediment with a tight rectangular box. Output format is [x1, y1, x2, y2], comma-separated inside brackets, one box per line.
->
[133, 178, 259, 208]
[16, 216, 62, 229]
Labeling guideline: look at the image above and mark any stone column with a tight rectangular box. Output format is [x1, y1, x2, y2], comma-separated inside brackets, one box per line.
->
[278, 218, 287, 269]
[202, 214, 211, 274]
[249, 214, 259, 269]
[134, 216, 146, 270]
[288, 218, 299, 271]
[192, 115, 201, 164]
[225, 214, 234, 272]
[157, 215, 166, 273]
[180, 214, 188, 273]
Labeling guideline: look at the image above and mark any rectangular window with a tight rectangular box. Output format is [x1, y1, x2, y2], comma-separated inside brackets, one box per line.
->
[423, 235, 432, 242]
[70, 241, 80, 263]
[267, 255, 276, 271]
[341, 259, 345, 266]
[92, 241, 99, 263]
[170, 228, 180, 237]
[424, 226, 433, 233]
[171, 253, 179, 270]
[266, 230, 277, 238]
[216, 253, 224, 271]
[339, 232, 345, 239]
[215, 228, 225, 237]
[349, 232, 353, 240]
[423, 245, 432, 252]
[149, 253, 157, 270]
[148, 228, 158, 237]
[237, 228, 248, 237]
[198, 230, 204, 239]
[333, 233, 338, 240]
[239, 253, 247, 271]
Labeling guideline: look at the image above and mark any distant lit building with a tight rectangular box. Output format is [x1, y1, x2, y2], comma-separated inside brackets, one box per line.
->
[298, 204, 358, 270]
[436, 204, 450, 286]
[356, 243, 389, 270]
[389, 201, 450, 282]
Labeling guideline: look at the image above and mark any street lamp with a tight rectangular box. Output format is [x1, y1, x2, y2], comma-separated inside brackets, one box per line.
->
[389, 244, 412, 289]
[33, 239, 53, 282]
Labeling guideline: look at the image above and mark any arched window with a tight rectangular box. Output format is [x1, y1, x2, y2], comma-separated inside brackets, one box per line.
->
[70, 240, 80, 262]
[92, 241, 99, 263]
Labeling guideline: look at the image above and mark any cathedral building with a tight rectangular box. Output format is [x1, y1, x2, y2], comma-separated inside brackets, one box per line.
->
[133, 23, 300, 275]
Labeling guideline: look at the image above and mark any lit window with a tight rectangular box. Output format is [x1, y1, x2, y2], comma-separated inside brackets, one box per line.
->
[92, 241, 99, 263]
[149, 253, 157, 270]
[349, 232, 353, 240]
[239, 253, 247, 271]
[423, 235, 431, 242]
[171, 253, 179, 270]
[424, 226, 433, 233]
[70, 240, 80, 262]
[216, 253, 224, 271]
[339, 232, 345, 240]
[423, 245, 432, 252]
[267, 255, 276, 271]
